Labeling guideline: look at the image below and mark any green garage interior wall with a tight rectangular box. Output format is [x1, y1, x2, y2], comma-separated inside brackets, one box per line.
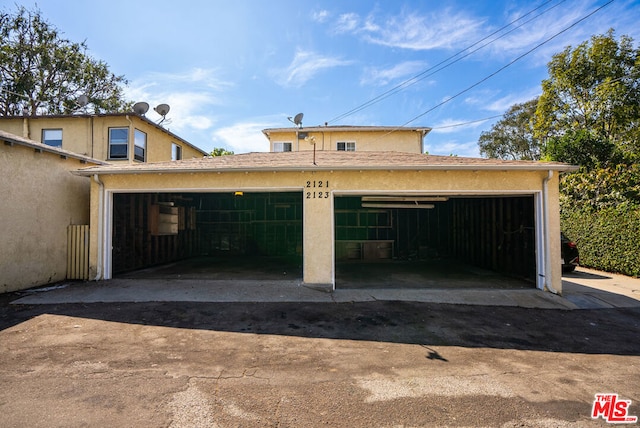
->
[112, 192, 303, 274]
[335, 196, 536, 280]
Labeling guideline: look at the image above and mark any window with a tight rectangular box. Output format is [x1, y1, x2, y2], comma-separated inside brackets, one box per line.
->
[273, 142, 292, 152]
[337, 141, 356, 151]
[42, 129, 62, 147]
[172, 143, 182, 161]
[109, 128, 129, 159]
[134, 129, 146, 162]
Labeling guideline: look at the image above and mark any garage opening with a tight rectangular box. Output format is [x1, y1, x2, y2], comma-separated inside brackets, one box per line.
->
[111, 192, 303, 278]
[334, 195, 536, 289]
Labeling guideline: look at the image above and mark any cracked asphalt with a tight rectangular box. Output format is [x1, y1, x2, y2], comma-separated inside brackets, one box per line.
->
[1, 294, 639, 427]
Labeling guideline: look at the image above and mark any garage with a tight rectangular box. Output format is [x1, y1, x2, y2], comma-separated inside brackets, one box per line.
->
[79, 150, 571, 294]
[111, 191, 303, 277]
[334, 194, 536, 289]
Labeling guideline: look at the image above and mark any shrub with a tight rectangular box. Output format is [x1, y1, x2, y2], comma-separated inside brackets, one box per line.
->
[561, 204, 640, 277]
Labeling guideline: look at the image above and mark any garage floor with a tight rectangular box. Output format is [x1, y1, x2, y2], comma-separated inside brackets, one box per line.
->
[117, 256, 533, 290]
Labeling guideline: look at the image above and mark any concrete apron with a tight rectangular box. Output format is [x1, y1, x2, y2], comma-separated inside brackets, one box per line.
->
[11, 267, 640, 310]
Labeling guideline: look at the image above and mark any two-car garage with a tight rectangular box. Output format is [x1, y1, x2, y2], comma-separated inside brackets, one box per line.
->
[79, 151, 570, 294]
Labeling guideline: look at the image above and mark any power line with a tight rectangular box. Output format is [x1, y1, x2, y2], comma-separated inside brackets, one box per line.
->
[389, 0, 614, 134]
[326, 0, 566, 125]
[431, 114, 505, 130]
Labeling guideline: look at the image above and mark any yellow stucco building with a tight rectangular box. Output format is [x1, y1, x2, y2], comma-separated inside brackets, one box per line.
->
[0, 113, 207, 163]
[0, 113, 208, 292]
[0, 130, 104, 292]
[263, 125, 430, 153]
[1, 117, 575, 295]
[72, 125, 575, 294]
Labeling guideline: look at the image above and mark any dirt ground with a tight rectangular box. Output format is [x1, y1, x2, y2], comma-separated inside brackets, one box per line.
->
[1, 289, 639, 427]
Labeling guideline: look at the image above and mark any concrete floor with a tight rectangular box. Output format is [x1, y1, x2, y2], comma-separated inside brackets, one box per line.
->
[117, 255, 534, 290]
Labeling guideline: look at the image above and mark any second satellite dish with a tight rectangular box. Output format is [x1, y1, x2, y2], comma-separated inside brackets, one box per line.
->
[155, 104, 170, 116]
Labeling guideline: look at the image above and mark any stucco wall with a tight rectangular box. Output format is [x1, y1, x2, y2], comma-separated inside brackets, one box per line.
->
[0, 116, 205, 162]
[0, 143, 93, 292]
[88, 168, 563, 293]
[266, 130, 424, 153]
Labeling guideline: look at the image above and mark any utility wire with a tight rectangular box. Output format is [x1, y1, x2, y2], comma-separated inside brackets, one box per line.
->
[327, 0, 565, 125]
[382, 0, 614, 138]
[431, 114, 505, 130]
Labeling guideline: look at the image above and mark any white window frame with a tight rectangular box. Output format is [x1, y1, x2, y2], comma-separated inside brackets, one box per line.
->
[337, 141, 356, 151]
[172, 143, 182, 161]
[42, 129, 63, 147]
[108, 127, 129, 160]
[273, 141, 292, 152]
[133, 129, 147, 162]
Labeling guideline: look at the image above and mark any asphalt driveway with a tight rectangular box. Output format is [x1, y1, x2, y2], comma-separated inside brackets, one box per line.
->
[0, 267, 639, 427]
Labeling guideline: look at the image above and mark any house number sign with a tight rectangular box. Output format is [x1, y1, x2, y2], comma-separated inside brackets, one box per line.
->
[305, 180, 330, 199]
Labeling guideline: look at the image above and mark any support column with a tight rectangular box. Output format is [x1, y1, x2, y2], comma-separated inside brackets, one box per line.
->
[302, 187, 334, 291]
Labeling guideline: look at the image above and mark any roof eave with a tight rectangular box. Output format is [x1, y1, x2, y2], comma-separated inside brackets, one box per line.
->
[73, 162, 579, 176]
[1, 132, 107, 165]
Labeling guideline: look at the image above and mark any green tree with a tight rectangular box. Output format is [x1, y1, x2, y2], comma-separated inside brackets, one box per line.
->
[0, 5, 130, 115]
[543, 129, 618, 170]
[478, 98, 541, 160]
[210, 147, 234, 156]
[535, 29, 640, 159]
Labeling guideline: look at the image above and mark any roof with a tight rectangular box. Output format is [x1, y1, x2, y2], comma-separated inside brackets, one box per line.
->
[262, 125, 432, 136]
[0, 113, 209, 156]
[0, 129, 106, 165]
[73, 150, 577, 176]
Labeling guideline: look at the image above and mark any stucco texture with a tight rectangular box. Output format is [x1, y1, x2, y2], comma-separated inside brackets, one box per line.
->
[0, 144, 92, 292]
[87, 165, 563, 292]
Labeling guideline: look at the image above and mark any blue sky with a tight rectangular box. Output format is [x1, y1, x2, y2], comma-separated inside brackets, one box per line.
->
[9, 0, 640, 156]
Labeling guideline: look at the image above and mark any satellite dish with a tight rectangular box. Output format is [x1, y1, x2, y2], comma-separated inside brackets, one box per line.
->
[287, 112, 304, 128]
[77, 94, 89, 107]
[133, 101, 149, 115]
[154, 103, 170, 116]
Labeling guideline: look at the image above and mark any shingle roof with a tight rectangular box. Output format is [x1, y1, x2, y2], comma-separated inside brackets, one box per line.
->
[0, 129, 106, 165]
[74, 150, 577, 176]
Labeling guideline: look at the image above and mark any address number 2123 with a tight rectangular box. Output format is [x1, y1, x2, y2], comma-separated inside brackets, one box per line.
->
[306, 180, 329, 199]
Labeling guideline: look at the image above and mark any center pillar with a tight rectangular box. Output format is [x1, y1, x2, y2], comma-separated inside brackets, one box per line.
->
[302, 182, 334, 291]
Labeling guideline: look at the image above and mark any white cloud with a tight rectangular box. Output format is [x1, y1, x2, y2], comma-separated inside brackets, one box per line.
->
[125, 67, 232, 140]
[425, 139, 480, 157]
[334, 13, 360, 33]
[359, 10, 485, 50]
[360, 60, 430, 86]
[311, 9, 330, 23]
[430, 117, 492, 134]
[211, 117, 282, 154]
[274, 50, 352, 87]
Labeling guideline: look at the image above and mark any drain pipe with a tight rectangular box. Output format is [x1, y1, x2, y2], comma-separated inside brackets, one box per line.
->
[542, 170, 558, 294]
[93, 174, 104, 281]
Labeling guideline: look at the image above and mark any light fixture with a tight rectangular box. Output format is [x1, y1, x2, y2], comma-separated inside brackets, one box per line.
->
[234, 191, 243, 196]
[361, 203, 435, 209]
[361, 196, 448, 202]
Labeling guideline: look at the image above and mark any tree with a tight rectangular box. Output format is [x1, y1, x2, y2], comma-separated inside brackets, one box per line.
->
[478, 98, 541, 160]
[543, 129, 618, 170]
[535, 29, 640, 159]
[210, 148, 234, 156]
[0, 6, 130, 116]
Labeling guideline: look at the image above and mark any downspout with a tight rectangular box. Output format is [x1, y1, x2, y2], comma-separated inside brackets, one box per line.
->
[542, 170, 558, 294]
[125, 114, 133, 163]
[90, 116, 95, 158]
[22, 116, 30, 139]
[93, 174, 104, 281]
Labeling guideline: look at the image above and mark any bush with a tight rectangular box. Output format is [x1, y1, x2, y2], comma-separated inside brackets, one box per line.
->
[561, 204, 640, 277]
